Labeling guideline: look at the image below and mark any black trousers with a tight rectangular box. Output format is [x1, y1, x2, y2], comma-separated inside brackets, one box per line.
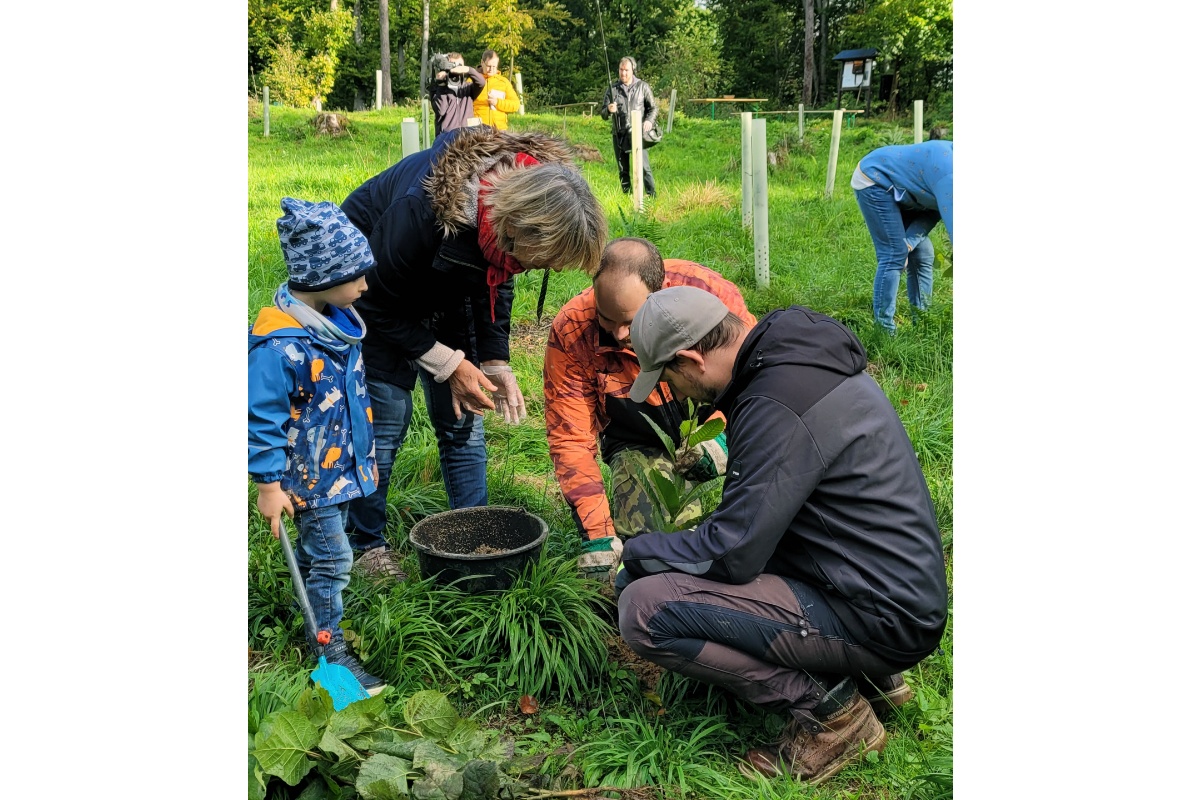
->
[613, 135, 656, 196]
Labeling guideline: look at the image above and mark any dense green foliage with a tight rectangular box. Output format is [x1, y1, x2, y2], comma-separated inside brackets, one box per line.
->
[248, 103, 952, 797]
[248, 0, 952, 113]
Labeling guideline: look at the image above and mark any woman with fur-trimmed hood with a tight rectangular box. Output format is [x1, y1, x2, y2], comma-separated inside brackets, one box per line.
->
[336, 125, 607, 578]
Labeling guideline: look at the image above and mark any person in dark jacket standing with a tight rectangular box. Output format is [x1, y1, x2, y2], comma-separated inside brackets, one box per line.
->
[616, 286, 948, 785]
[338, 125, 607, 579]
[600, 57, 657, 197]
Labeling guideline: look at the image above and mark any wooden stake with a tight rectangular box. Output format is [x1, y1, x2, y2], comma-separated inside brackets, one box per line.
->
[631, 107, 644, 212]
[515, 72, 525, 115]
[263, 86, 270, 137]
[797, 103, 804, 141]
[914, 100, 924, 143]
[375, 70, 383, 111]
[667, 88, 677, 133]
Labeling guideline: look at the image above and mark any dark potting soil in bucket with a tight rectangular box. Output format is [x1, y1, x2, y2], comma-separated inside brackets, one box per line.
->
[408, 506, 548, 592]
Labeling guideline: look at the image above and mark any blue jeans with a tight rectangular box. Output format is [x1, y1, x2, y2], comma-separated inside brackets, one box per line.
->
[294, 504, 353, 648]
[346, 369, 487, 552]
[855, 184, 940, 333]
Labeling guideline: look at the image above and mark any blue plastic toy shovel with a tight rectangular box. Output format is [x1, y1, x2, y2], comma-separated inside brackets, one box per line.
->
[277, 517, 370, 710]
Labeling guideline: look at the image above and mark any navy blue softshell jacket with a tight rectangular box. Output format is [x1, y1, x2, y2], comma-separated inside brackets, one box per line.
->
[340, 128, 514, 389]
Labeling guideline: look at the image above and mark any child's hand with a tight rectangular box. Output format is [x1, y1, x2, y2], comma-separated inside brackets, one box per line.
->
[256, 482, 294, 539]
[372, 463, 379, 483]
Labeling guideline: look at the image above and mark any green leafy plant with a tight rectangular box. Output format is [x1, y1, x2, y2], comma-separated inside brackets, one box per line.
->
[573, 709, 737, 791]
[447, 553, 613, 704]
[249, 687, 519, 800]
[636, 400, 726, 531]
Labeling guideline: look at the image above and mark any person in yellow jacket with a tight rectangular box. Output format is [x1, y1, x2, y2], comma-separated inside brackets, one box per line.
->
[472, 49, 521, 130]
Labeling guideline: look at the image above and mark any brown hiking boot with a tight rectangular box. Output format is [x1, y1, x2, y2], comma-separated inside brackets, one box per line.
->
[739, 677, 887, 785]
[353, 546, 407, 581]
[858, 673, 914, 717]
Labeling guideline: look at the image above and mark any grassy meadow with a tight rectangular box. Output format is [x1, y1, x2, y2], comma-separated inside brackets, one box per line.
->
[247, 100, 953, 800]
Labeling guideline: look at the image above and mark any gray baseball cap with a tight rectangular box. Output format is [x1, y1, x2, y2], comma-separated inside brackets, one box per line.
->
[628, 286, 731, 403]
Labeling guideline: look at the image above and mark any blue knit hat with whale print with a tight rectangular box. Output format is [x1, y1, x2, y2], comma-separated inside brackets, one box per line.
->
[277, 197, 376, 291]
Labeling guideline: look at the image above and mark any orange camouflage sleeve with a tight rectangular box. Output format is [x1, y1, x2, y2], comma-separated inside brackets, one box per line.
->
[543, 304, 618, 541]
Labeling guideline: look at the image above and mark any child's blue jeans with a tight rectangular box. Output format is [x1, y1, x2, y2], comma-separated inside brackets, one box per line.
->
[294, 503, 353, 649]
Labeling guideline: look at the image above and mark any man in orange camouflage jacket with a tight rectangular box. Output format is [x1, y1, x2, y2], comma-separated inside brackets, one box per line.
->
[543, 238, 756, 578]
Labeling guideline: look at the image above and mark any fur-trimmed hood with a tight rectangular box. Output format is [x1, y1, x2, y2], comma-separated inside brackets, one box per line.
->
[425, 126, 578, 236]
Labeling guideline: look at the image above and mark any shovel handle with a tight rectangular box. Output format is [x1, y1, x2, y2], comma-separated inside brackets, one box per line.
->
[277, 516, 324, 654]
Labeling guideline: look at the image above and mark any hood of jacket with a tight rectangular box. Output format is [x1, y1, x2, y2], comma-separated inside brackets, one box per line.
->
[425, 126, 577, 238]
[248, 306, 305, 349]
[716, 305, 866, 413]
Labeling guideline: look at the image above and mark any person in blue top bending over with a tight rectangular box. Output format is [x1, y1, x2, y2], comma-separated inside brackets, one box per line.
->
[851, 137, 953, 333]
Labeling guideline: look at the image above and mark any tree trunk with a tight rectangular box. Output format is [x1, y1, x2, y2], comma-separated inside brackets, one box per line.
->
[888, 66, 900, 115]
[419, 0, 430, 99]
[802, 0, 815, 106]
[379, 0, 393, 106]
[353, 0, 364, 111]
[817, 0, 827, 105]
[397, 41, 405, 94]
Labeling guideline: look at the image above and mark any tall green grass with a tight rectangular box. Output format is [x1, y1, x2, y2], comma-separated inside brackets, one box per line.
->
[248, 102, 952, 797]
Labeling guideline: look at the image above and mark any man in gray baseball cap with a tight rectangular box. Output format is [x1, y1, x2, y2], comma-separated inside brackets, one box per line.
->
[618, 286, 948, 785]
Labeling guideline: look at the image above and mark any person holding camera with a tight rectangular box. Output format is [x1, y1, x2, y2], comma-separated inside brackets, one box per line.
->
[600, 56, 657, 197]
[429, 52, 485, 137]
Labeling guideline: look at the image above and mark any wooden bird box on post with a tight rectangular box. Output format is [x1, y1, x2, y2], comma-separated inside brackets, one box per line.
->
[833, 48, 878, 118]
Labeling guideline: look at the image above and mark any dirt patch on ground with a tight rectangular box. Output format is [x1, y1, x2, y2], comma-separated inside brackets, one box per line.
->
[509, 316, 555, 357]
[606, 634, 663, 693]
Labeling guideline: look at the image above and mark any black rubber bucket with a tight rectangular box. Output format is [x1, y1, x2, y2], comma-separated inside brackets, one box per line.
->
[407, 506, 549, 593]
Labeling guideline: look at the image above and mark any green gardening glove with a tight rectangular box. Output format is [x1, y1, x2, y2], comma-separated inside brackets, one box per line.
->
[674, 431, 728, 483]
[577, 536, 623, 580]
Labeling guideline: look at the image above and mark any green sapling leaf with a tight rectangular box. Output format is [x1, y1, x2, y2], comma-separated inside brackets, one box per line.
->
[248, 755, 266, 800]
[251, 711, 320, 786]
[355, 752, 415, 800]
[639, 412, 678, 454]
[686, 417, 725, 448]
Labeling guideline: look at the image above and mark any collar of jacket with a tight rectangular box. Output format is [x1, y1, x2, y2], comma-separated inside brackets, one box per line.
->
[425, 127, 579, 237]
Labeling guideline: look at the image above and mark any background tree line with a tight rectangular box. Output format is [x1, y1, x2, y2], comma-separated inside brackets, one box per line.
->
[248, 0, 951, 115]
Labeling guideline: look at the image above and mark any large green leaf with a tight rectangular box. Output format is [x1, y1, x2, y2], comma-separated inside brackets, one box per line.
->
[411, 770, 464, 800]
[443, 718, 485, 757]
[459, 760, 502, 800]
[248, 754, 266, 800]
[403, 691, 459, 740]
[412, 739, 467, 772]
[296, 781, 337, 800]
[355, 753, 414, 800]
[251, 711, 321, 786]
[298, 686, 335, 729]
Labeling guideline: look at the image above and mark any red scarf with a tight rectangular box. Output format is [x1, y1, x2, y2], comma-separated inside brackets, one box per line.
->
[477, 152, 540, 321]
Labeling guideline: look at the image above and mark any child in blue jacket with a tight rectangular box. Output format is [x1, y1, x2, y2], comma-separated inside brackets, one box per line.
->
[248, 197, 385, 694]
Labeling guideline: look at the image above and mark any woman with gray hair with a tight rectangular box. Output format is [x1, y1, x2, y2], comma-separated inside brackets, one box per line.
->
[600, 56, 658, 197]
[337, 125, 607, 578]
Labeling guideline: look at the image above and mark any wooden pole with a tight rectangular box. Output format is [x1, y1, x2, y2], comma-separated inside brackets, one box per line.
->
[375, 70, 383, 110]
[515, 72, 525, 115]
[824, 108, 844, 199]
[741, 112, 753, 229]
[631, 107, 644, 212]
[401, 118, 420, 158]
[667, 89, 677, 133]
[797, 103, 804, 141]
[913, 100, 924, 143]
[752, 118, 769, 289]
[263, 86, 270, 137]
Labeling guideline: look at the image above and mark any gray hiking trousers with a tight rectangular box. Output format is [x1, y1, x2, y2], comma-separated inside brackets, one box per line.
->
[617, 571, 903, 722]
